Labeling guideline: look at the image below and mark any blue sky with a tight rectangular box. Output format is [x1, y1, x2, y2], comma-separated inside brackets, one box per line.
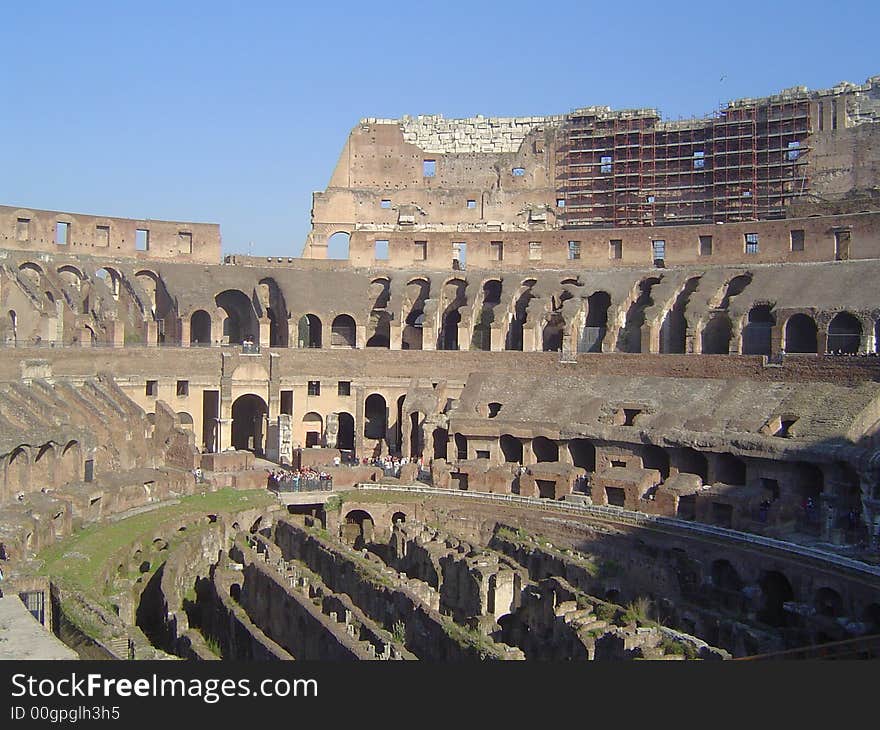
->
[1, 1, 878, 258]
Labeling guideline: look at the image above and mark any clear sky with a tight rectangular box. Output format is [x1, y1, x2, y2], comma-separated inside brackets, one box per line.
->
[1, 1, 878, 258]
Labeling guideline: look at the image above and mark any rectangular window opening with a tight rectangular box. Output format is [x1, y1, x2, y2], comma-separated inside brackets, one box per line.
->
[452, 242, 467, 270]
[556, 198, 565, 208]
[699, 235, 713, 256]
[55, 221, 70, 245]
[745, 233, 759, 255]
[512, 167, 526, 176]
[600, 156, 612, 174]
[490, 240, 503, 262]
[693, 150, 705, 169]
[280, 390, 293, 415]
[374, 239, 389, 260]
[16, 218, 30, 241]
[466, 199, 476, 209]
[97, 225, 110, 247]
[338, 381, 351, 396]
[135, 228, 150, 251]
[307, 380, 321, 396]
[790, 229, 805, 252]
[423, 160, 436, 177]
[568, 241, 581, 260]
[176, 380, 189, 397]
[529, 241, 542, 260]
[786, 141, 801, 161]
[380, 199, 391, 209]
[178, 231, 193, 253]
[414, 240, 427, 261]
[610, 239, 622, 260]
[652, 239, 666, 267]
[146, 380, 158, 397]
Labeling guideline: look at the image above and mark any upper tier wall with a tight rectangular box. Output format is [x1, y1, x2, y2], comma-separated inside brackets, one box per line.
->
[0, 205, 221, 264]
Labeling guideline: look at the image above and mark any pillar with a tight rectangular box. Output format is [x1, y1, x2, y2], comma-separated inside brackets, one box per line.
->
[179, 318, 190, 348]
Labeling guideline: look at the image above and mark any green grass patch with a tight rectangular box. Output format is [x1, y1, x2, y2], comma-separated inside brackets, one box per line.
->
[38, 489, 276, 597]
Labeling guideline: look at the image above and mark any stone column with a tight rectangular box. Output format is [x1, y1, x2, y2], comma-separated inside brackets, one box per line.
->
[179, 318, 190, 347]
[356, 324, 367, 349]
[258, 318, 271, 349]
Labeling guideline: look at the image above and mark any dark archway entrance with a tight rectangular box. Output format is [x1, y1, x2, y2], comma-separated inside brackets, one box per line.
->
[231, 394, 268, 454]
[337, 412, 355, 454]
[298, 314, 322, 348]
[190, 310, 211, 345]
[785, 313, 818, 353]
[827, 312, 861, 353]
[742, 305, 774, 355]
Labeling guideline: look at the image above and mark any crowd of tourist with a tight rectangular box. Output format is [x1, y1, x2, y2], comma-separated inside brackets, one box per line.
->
[361, 454, 418, 477]
[268, 467, 332, 492]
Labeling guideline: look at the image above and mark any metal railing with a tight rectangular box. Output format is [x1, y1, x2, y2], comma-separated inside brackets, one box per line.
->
[354, 483, 880, 579]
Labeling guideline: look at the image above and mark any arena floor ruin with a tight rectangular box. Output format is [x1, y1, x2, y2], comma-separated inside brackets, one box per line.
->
[2, 75, 880, 660]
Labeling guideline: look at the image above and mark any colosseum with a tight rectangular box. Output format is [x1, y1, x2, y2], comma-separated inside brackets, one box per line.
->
[1, 75, 880, 662]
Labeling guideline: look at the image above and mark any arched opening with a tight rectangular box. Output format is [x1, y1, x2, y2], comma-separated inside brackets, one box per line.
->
[190, 310, 211, 345]
[439, 279, 467, 351]
[677, 448, 708, 483]
[95, 267, 120, 298]
[410, 412, 423, 457]
[827, 312, 861, 353]
[364, 394, 387, 441]
[784, 313, 818, 354]
[500, 435, 523, 464]
[542, 313, 565, 352]
[176, 412, 194, 430]
[258, 278, 289, 348]
[742, 305, 774, 356]
[344, 509, 374, 546]
[432, 428, 448, 460]
[659, 277, 700, 354]
[814, 587, 844, 618]
[617, 277, 661, 353]
[568, 439, 596, 471]
[441, 310, 461, 350]
[298, 314, 322, 348]
[758, 571, 794, 627]
[711, 559, 743, 592]
[506, 280, 536, 351]
[231, 394, 268, 454]
[402, 279, 429, 351]
[366, 311, 391, 348]
[642, 445, 670, 480]
[216, 289, 258, 345]
[715, 453, 746, 485]
[454, 433, 467, 461]
[302, 412, 323, 448]
[337, 412, 355, 453]
[472, 280, 502, 351]
[581, 291, 610, 352]
[532, 437, 558, 463]
[327, 231, 350, 260]
[331, 314, 357, 348]
[392, 512, 407, 524]
[701, 313, 732, 354]
[402, 311, 424, 350]
[370, 278, 391, 309]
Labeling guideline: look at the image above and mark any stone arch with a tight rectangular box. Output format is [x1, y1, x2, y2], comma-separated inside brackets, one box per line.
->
[134, 270, 160, 317]
[617, 277, 661, 353]
[57, 264, 84, 286]
[190, 310, 211, 345]
[472, 279, 502, 351]
[392, 511, 407, 524]
[532, 437, 558, 463]
[715, 453, 746, 485]
[432, 427, 448, 460]
[343, 509, 374, 544]
[298, 314, 322, 348]
[231, 394, 268, 454]
[506, 280, 536, 351]
[568, 439, 596, 471]
[331, 314, 357, 348]
[500, 434, 523, 464]
[827, 311, 861, 353]
[581, 291, 611, 352]
[176, 412, 194, 430]
[742, 304, 774, 356]
[364, 393, 387, 442]
[710, 559, 743, 592]
[327, 231, 350, 260]
[336, 412, 355, 453]
[302, 412, 323, 448]
[18, 262, 43, 286]
[814, 587, 844, 618]
[95, 267, 121, 298]
[402, 278, 430, 351]
[659, 277, 701, 354]
[758, 570, 794, 627]
[701, 313, 732, 354]
[784, 313, 818, 354]
[259, 278, 289, 348]
[7, 445, 30, 493]
[215, 289, 258, 345]
[439, 278, 467, 351]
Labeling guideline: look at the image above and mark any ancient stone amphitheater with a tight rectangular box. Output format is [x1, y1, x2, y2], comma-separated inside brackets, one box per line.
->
[2, 76, 880, 661]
